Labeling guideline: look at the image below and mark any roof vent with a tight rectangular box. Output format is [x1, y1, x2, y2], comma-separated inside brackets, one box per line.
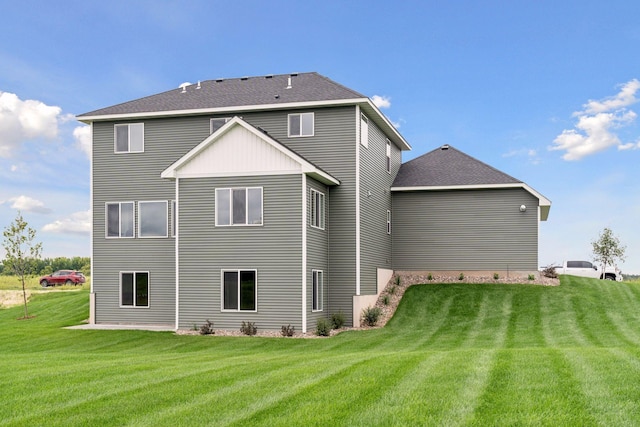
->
[179, 82, 192, 93]
[265, 75, 273, 79]
[286, 76, 292, 89]
[196, 81, 201, 90]
[241, 76, 249, 81]
[441, 144, 450, 150]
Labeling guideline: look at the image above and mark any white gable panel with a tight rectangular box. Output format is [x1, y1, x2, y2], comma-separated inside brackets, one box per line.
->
[177, 125, 302, 177]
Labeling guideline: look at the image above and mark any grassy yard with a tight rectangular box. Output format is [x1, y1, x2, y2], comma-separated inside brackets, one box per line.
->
[1, 276, 640, 426]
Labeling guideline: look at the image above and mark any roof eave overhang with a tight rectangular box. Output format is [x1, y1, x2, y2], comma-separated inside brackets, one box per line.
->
[391, 182, 551, 221]
[76, 97, 412, 152]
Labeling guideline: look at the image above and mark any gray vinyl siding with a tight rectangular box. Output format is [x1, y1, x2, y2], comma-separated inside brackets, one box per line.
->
[306, 178, 329, 329]
[177, 174, 303, 331]
[392, 188, 539, 271]
[359, 117, 400, 295]
[92, 117, 211, 325]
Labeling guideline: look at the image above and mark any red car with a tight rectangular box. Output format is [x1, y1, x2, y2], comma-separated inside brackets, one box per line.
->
[39, 270, 86, 287]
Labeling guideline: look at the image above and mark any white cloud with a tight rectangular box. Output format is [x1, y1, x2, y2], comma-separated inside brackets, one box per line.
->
[42, 210, 91, 235]
[8, 195, 52, 214]
[0, 91, 63, 158]
[619, 139, 640, 151]
[372, 95, 391, 109]
[73, 125, 91, 158]
[550, 79, 640, 161]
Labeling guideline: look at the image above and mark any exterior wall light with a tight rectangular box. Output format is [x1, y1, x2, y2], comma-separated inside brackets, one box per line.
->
[520, 205, 527, 212]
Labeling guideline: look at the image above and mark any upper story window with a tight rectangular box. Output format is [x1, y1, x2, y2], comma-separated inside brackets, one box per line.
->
[360, 114, 369, 147]
[310, 189, 325, 230]
[216, 187, 263, 226]
[386, 139, 391, 173]
[114, 123, 144, 153]
[288, 112, 314, 137]
[387, 210, 392, 235]
[211, 117, 231, 134]
[106, 202, 134, 238]
[138, 201, 168, 238]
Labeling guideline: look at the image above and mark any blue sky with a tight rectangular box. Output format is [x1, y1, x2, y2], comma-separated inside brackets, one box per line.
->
[1, 0, 639, 273]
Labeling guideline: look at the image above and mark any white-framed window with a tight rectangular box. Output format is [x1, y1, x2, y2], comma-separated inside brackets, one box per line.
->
[114, 123, 144, 153]
[288, 112, 314, 137]
[120, 271, 149, 307]
[360, 114, 369, 147]
[215, 187, 263, 226]
[171, 200, 177, 237]
[312, 270, 323, 312]
[387, 210, 392, 235]
[106, 202, 135, 238]
[222, 269, 257, 311]
[386, 139, 391, 173]
[138, 201, 168, 238]
[310, 189, 325, 230]
[210, 117, 231, 134]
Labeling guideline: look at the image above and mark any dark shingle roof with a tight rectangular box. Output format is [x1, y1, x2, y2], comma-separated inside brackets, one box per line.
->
[78, 72, 365, 118]
[393, 144, 522, 188]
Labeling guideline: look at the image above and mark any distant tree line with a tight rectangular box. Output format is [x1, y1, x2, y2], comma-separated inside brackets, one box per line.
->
[0, 256, 90, 277]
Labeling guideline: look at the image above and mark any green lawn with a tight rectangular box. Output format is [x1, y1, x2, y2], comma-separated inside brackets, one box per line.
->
[1, 276, 640, 426]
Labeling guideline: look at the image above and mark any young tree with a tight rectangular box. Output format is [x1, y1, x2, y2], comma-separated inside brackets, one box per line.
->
[2, 211, 43, 319]
[592, 227, 626, 280]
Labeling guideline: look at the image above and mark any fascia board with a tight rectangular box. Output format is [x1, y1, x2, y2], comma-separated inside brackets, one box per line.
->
[360, 100, 412, 151]
[77, 98, 370, 123]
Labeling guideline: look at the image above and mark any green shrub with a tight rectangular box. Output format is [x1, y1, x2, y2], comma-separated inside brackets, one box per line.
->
[240, 321, 257, 336]
[493, 272, 500, 280]
[362, 306, 382, 327]
[427, 273, 433, 281]
[199, 319, 215, 335]
[458, 273, 464, 281]
[281, 324, 295, 337]
[316, 318, 331, 336]
[395, 275, 401, 286]
[331, 311, 345, 329]
[383, 295, 390, 305]
[388, 285, 396, 295]
[528, 274, 535, 281]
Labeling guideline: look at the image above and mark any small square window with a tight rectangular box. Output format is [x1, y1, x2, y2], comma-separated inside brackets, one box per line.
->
[114, 123, 144, 153]
[288, 113, 314, 137]
[222, 270, 257, 311]
[106, 202, 134, 238]
[138, 201, 168, 238]
[211, 118, 231, 134]
[121, 272, 149, 307]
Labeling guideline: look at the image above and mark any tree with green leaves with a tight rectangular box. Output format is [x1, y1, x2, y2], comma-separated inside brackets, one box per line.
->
[592, 227, 626, 280]
[2, 211, 43, 319]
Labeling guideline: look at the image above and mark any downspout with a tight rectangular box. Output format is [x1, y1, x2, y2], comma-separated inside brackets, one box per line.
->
[302, 174, 307, 333]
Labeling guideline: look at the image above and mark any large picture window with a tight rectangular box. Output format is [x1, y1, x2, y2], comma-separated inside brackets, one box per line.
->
[222, 270, 257, 311]
[138, 201, 168, 238]
[288, 112, 314, 137]
[312, 270, 323, 311]
[114, 123, 144, 153]
[121, 272, 149, 307]
[310, 189, 325, 230]
[216, 187, 263, 226]
[106, 202, 134, 238]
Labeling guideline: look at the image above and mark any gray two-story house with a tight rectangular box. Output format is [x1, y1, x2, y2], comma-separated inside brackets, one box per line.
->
[78, 72, 550, 332]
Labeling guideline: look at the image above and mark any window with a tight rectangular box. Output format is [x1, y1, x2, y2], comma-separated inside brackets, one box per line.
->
[114, 123, 144, 153]
[106, 202, 134, 238]
[312, 270, 323, 311]
[288, 112, 314, 137]
[360, 114, 369, 147]
[171, 200, 177, 237]
[216, 187, 263, 226]
[222, 270, 256, 311]
[387, 210, 392, 235]
[121, 272, 149, 307]
[210, 117, 231, 134]
[386, 139, 391, 173]
[310, 189, 325, 230]
[138, 201, 168, 238]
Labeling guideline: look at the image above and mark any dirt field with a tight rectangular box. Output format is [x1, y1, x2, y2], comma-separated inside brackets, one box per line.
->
[0, 290, 30, 308]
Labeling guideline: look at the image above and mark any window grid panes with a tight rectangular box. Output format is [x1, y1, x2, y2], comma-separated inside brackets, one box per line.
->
[121, 272, 149, 307]
[216, 187, 263, 226]
[138, 201, 168, 238]
[288, 113, 314, 137]
[312, 270, 323, 311]
[310, 189, 325, 230]
[222, 270, 256, 311]
[106, 202, 134, 238]
[114, 123, 144, 153]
